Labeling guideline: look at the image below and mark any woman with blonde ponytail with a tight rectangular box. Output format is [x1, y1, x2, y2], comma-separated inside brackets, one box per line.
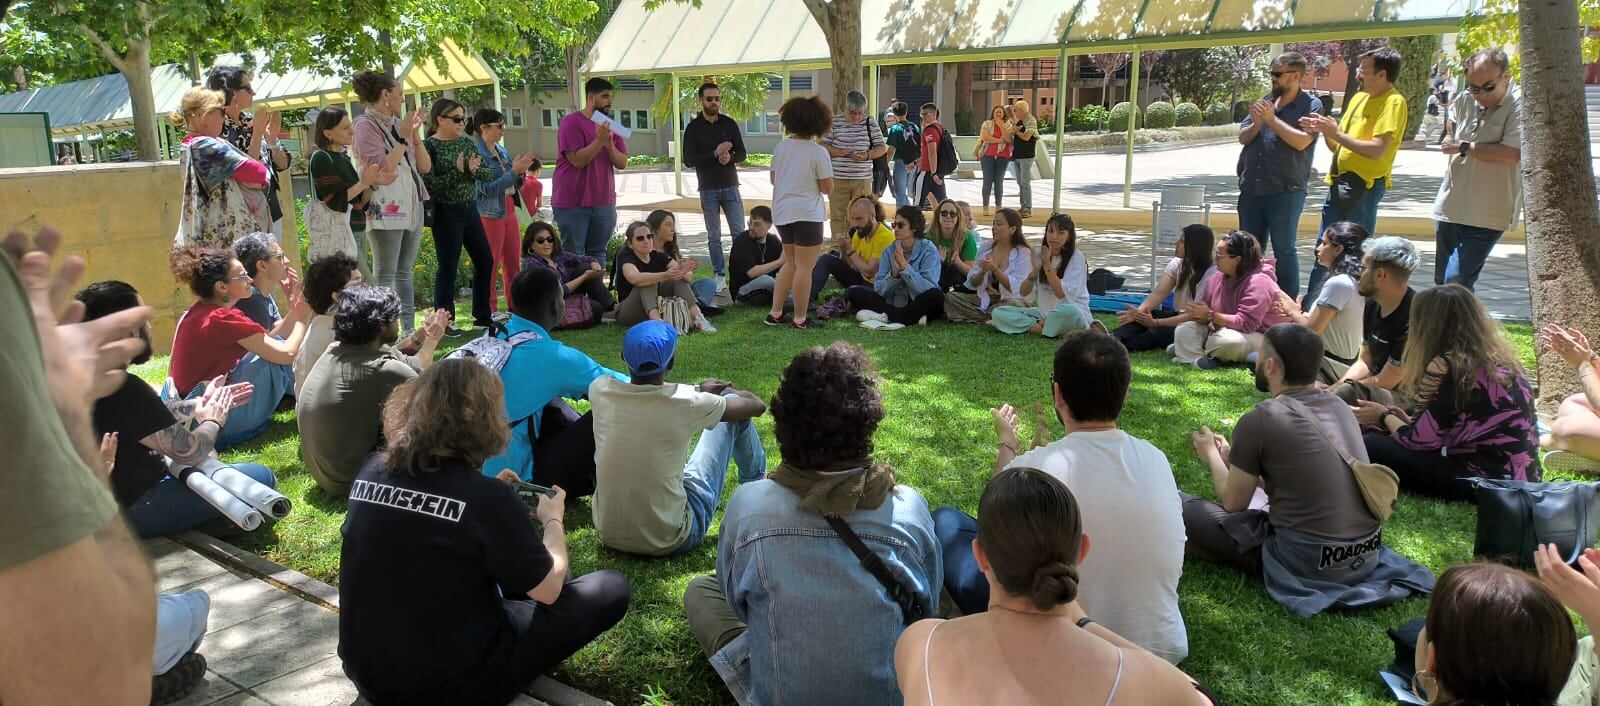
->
[896, 468, 1216, 706]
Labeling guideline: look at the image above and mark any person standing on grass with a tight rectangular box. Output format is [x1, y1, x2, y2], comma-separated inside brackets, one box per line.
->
[682, 342, 939, 706]
[885, 102, 919, 208]
[1112, 224, 1215, 352]
[846, 206, 945, 330]
[1270, 222, 1368, 384]
[422, 98, 496, 334]
[821, 90, 887, 245]
[1300, 46, 1406, 299]
[937, 331, 1189, 663]
[339, 359, 631, 706]
[554, 77, 629, 262]
[1433, 47, 1522, 292]
[590, 321, 768, 557]
[766, 96, 835, 330]
[1329, 236, 1419, 409]
[990, 213, 1093, 338]
[207, 66, 293, 237]
[1170, 230, 1289, 370]
[468, 108, 537, 315]
[812, 196, 894, 298]
[916, 103, 950, 210]
[1183, 324, 1434, 618]
[171, 86, 271, 246]
[681, 81, 748, 292]
[1236, 52, 1322, 297]
[726, 205, 786, 305]
[352, 70, 432, 336]
[312, 106, 400, 282]
[1009, 100, 1039, 219]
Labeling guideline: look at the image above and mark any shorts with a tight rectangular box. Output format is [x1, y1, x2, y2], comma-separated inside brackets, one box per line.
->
[777, 221, 825, 247]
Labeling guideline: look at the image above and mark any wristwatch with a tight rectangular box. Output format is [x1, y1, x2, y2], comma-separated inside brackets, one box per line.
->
[1459, 141, 1473, 157]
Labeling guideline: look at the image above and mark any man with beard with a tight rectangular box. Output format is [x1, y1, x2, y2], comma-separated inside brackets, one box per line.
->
[77, 280, 276, 537]
[1236, 52, 1322, 297]
[554, 77, 629, 261]
[681, 82, 749, 292]
[1329, 236, 1419, 415]
[296, 283, 419, 497]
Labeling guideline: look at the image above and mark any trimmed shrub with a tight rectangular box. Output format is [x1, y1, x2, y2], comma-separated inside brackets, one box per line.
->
[1144, 101, 1176, 129]
[1231, 100, 1252, 123]
[1067, 105, 1110, 132]
[1203, 102, 1231, 126]
[1108, 102, 1139, 132]
[1174, 102, 1202, 127]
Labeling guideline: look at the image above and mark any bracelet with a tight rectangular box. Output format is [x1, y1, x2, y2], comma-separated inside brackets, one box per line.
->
[543, 518, 563, 530]
[1076, 617, 1095, 629]
[1582, 361, 1597, 379]
[999, 442, 1019, 455]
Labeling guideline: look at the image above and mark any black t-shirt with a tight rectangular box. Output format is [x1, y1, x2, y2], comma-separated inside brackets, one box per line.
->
[93, 375, 178, 507]
[615, 249, 672, 302]
[338, 456, 553, 705]
[1363, 287, 1414, 375]
[727, 231, 784, 297]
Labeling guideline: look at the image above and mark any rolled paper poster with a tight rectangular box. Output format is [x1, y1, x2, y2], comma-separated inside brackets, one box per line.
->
[197, 458, 292, 519]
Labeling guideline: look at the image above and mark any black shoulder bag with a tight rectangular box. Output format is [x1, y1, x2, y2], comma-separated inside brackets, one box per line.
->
[824, 515, 927, 625]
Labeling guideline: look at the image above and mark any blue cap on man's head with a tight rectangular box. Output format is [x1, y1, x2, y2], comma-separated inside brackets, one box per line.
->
[622, 320, 678, 376]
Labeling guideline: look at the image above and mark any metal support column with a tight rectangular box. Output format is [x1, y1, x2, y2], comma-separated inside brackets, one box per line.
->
[1123, 46, 1140, 208]
[934, 63, 945, 115]
[1051, 43, 1070, 213]
[781, 67, 791, 137]
[671, 72, 683, 196]
[493, 79, 504, 113]
[868, 64, 879, 115]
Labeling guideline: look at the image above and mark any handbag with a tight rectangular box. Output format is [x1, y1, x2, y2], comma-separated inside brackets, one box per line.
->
[658, 296, 692, 335]
[824, 515, 928, 625]
[302, 198, 357, 263]
[360, 115, 421, 230]
[1471, 478, 1600, 568]
[558, 295, 598, 330]
[1276, 395, 1400, 522]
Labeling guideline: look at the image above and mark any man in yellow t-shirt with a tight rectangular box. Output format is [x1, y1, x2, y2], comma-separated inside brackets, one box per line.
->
[810, 196, 894, 300]
[1299, 46, 1408, 299]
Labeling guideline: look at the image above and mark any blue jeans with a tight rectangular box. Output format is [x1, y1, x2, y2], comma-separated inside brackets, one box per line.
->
[553, 205, 618, 262]
[125, 462, 278, 538]
[980, 156, 1010, 208]
[1011, 158, 1034, 210]
[932, 507, 989, 615]
[1434, 221, 1504, 291]
[1307, 177, 1388, 300]
[1238, 190, 1309, 297]
[699, 186, 745, 277]
[890, 160, 912, 207]
[691, 277, 719, 310]
[155, 590, 210, 674]
[672, 417, 767, 556]
[168, 353, 292, 450]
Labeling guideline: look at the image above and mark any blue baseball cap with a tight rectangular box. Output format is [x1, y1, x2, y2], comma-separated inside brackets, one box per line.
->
[622, 320, 678, 376]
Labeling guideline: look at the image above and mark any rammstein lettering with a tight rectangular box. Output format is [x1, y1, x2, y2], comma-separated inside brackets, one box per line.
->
[349, 480, 466, 522]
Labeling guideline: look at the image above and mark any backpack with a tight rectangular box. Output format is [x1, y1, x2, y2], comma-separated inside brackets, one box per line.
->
[895, 122, 921, 164]
[932, 123, 959, 176]
[444, 323, 543, 374]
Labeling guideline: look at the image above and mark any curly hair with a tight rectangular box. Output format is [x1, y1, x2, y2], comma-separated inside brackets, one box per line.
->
[303, 252, 360, 315]
[169, 244, 235, 299]
[232, 232, 276, 278]
[332, 283, 401, 345]
[779, 96, 832, 139]
[977, 467, 1085, 611]
[383, 359, 509, 476]
[895, 205, 926, 239]
[770, 342, 885, 469]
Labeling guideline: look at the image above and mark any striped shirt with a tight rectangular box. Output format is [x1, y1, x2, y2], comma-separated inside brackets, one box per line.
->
[821, 115, 884, 180]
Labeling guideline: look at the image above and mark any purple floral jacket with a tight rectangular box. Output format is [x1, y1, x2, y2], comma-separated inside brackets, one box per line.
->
[1394, 360, 1542, 482]
[522, 251, 599, 296]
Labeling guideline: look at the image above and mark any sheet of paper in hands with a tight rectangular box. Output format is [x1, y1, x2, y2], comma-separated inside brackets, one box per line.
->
[1378, 671, 1426, 705]
[591, 110, 633, 141]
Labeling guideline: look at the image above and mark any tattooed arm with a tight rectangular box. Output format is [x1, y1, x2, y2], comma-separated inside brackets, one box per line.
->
[151, 378, 246, 466]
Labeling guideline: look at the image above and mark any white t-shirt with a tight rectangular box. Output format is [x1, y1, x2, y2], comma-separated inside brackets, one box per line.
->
[1313, 273, 1364, 363]
[293, 314, 335, 395]
[1008, 429, 1189, 664]
[1161, 257, 1219, 311]
[770, 138, 832, 226]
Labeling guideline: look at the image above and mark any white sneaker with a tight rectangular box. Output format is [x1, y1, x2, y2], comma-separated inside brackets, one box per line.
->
[695, 317, 717, 333]
[917, 316, 928, 326]
[715, 275, 727, 293]
[856, 310, 888, 324]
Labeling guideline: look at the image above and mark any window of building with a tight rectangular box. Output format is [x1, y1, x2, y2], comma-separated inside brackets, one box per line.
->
[541, 109, 554, 128]
[634, 110, 651, 131]
[509, 107, 524, 128]
[619, 110, 632, 129]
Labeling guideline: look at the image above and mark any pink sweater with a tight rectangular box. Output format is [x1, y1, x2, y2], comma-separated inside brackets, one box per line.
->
[1202, 259, 1291, 333]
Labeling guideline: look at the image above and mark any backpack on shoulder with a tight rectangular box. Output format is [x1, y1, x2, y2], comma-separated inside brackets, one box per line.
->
[444, 322, 544, 374]
[934, 124, 959, 177]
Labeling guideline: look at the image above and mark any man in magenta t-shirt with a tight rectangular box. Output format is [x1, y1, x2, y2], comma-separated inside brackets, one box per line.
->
[554, 77, 629, 260]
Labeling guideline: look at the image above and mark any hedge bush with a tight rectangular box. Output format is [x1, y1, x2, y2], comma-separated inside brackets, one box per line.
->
[1203, 103, 1232, 126]
[1108, 102, 1139, 132]
[1067, 105, 1110, 132]
[1144, 101, 1176, 129]
[1231, 100, 1252, 124]
[1174, 102, 1202, 127]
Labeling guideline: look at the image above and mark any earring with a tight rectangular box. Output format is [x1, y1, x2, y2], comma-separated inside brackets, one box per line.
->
[1411, 669, 1436, 701]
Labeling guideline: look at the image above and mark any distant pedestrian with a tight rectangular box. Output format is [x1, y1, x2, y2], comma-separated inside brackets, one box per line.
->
[1236, 52, 1323, 297]
[885, 102, 919, 208]
[916, 103, 951, 209]
[1010, 100, 1039, 218]
[975, 104, 1014, 215]
[681, 82, 748, 291]
[820, 90, 887, 245]
[1432, 48, 1521, 292]
[554, 78, 628, 261]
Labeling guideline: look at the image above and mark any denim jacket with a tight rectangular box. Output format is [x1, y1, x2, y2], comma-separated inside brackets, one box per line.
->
[472, 137, 521, 219]
[874, 238, 942, 307]
[711, 480, 941, 706]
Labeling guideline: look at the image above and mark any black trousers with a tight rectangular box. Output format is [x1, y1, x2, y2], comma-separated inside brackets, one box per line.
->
[1364, 433, 1478, 502]
[532, 401, 598, 498]
[495, 570, 631, 703]
[1179, 491, 1266, 577]
[1111, 310, 1179, 352]
[938, 261, 970, 292]
[811, 252, 871, 300]
[432, 201, 494, 324]
[845, 285, 945, 325]
[570, 275, 616, 312]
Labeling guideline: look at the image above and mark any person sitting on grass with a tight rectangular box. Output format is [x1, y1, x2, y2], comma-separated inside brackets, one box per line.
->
[1539, 324, 1600, 474]
[647, 209, 721, 314]
[1417, 560, 1577, 706]
[1112, 224, 1215, 352]
[519, 220, 612, 329]
[1171, 230, 1290, 370]
[339, 359, 631, 706]
[726, 205, 786, 305]
[1271, 222, 1368, 383]
[683, 342, 939, 706]
[928, 198, 978, 291]
[945, 208, 1033, 323]
[991, 213, 1093, 337]
[900, 469, 1217, 706]
[1358, 284, 1540, 502]
[294, 253, 361, 394]
[1182, 323, 1434, 618]
[812, 196, 894, 298]
[1536, 545, 1600, 706]
[480, 268, 626, 495]
[297, 283, 441, 498]
[77, 280, 278, 539]
[846, 206, 944, 330]
[590, 321, 767, 557]
[937, 330, 1188, 663]
[230, 232, 299, 332]
[1329, 235, 1419, 408]
[614, 221, 715, 332]
[167, 243, 309, 448]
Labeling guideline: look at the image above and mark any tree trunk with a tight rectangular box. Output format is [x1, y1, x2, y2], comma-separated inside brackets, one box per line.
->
[803, 0, 862, 109]
[124, 40, 160, 161]
[565, 45, 585, 110]
[13, 66, 28, 91]
[955, 63, 973, 117]
[1340, 40, 1361, 112]
[1521, 0, 1600, 413]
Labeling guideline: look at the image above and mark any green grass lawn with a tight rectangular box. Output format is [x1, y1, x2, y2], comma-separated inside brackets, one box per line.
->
[132, 307, 1547, 706]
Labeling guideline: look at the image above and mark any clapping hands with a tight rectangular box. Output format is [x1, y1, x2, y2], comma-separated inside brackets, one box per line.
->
[1539, 324, 1594, 370]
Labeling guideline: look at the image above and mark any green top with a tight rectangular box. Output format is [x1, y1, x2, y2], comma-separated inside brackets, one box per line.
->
[422, 136, 492, 205]
[933, 230, 979, 263]
[310, 149, 368, 231]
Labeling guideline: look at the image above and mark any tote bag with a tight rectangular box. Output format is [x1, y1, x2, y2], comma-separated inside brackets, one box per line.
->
[1472, 478, 1600, 568]
[303, 199, 358, 263]
[359, 115, 421, 231]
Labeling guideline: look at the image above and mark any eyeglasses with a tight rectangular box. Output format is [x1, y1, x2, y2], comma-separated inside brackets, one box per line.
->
[1465, 80, 1500, 95]
[270, 252, 287, 261]
[633, 234, 654, 241]
[230, 273, 252, 282]
[1269, 71, 1287, 78]
[239, 85, 255, 94]
[482, 122, 504, 129]
[939, 210, 959, 217]
[533, 237, 554, 245]
[443, 114, 465, 124]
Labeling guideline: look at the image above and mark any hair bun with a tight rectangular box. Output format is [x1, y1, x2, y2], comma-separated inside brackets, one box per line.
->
[1029, 561, 1079, 610]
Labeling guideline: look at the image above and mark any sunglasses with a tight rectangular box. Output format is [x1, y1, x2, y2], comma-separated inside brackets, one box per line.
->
[893, 221, 910, 229]
[1465, 80, 1499, 95]
[633, 234, 654, 241]
[239, 85, 255, 94]
[442, 115, 465, 124]
[533, 237, 554, 245]
[1269, 71, 1287, 78]
[939, 210, 959, 217]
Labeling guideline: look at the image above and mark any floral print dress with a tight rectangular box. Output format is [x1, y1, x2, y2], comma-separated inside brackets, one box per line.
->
[1392, 357, 1543, 482]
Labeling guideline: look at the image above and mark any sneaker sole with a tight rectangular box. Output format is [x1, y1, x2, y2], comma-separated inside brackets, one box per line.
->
[1545, 450, 1600, 476]
[152, 652, 207, 705]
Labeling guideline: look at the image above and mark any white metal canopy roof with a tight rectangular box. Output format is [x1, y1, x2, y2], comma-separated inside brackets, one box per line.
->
[585, 0, 1476, 76]
[0, 39, 496, 136]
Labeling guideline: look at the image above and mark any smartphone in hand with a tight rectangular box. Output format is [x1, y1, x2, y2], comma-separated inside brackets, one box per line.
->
[511, 480, 558, 508]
